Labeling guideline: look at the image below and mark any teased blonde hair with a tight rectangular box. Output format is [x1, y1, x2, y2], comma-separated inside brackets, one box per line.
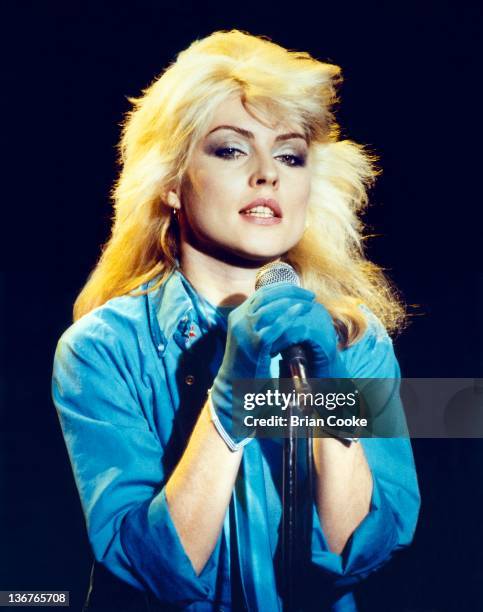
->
[74, 29, 407, 346]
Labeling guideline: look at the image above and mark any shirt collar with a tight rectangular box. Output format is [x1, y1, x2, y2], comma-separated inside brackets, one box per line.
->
[144, 267, 226, 355]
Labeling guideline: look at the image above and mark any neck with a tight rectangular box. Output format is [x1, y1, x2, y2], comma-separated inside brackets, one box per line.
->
[179, 242, 276, 307]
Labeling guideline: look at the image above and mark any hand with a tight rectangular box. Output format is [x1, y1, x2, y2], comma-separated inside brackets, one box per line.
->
[210, 284, 315, 449]
[269, 299, 348, 378]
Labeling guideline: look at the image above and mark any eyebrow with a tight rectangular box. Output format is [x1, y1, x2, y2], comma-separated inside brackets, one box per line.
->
[206, 125, 307, 143]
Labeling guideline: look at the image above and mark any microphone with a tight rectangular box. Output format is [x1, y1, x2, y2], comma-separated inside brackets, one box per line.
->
[255, 262, 312, 400]
[256, 262, 314, 607]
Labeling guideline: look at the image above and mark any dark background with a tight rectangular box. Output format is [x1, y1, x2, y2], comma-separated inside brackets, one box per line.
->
[3, 1, 482, 610]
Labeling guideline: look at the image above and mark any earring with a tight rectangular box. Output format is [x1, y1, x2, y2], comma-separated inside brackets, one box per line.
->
[167, 192, 179, 208]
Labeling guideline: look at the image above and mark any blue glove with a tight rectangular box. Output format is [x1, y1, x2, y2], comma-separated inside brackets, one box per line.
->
[269, 299, 350, 379]
[210, 284, 349, 450]
[268, 300, 361, 443]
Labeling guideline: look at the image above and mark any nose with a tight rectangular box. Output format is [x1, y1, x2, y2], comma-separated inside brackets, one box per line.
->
[249, 153, 279, 189]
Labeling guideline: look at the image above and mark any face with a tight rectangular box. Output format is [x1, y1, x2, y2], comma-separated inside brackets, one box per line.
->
[170, 95, 312, 264]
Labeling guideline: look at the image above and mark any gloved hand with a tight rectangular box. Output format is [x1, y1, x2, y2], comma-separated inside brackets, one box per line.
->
[209, 283, 348, 450]
[270, 299, 349, 379]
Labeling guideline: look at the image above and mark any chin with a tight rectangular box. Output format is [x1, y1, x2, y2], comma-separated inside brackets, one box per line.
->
[235, 235, 302, 261]
[193, 228, 303, 266]
[229, 244, 294, 264]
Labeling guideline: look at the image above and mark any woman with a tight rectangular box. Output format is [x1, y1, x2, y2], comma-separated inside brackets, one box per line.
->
[52, 30, 420, 611]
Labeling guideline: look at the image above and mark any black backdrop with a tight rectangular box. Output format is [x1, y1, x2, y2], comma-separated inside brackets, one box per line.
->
[3, 1, 482, 611]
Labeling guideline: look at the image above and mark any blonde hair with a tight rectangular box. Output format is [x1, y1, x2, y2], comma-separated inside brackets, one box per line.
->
[74, 29, 407, 346]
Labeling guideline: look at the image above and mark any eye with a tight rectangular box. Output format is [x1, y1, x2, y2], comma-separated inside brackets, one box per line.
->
[214, 147, 246, 160]
[276, 153, 306, 167]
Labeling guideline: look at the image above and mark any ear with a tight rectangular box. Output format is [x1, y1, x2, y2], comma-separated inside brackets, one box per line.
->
[166, 189, 181, 210]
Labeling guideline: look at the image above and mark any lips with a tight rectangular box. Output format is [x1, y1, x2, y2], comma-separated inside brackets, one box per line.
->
[239, 198, 282, 218]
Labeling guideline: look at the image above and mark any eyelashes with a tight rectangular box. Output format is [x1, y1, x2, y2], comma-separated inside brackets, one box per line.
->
[210, 145, 307, 167]
[213, 146, 246, 160]
[275, 153, 307, 167]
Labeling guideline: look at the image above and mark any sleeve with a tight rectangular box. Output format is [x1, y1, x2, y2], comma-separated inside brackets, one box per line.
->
[310, 308, 421, 587]
[51, 317, 222, 607]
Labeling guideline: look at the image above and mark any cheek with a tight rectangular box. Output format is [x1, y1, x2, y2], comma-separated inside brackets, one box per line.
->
[187, 169, 211, 208]
[300, 171, 312, 201]
[288, 173, 311, 213]
[301, 184, 311, 210]
[189, 166, 238, 208]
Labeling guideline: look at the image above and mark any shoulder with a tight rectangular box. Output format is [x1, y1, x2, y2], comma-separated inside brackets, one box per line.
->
[55, 290, 153, 363]
[357, 303, 393, 347]
[51, 292, 162, 427]
[340, 304, 400, 378]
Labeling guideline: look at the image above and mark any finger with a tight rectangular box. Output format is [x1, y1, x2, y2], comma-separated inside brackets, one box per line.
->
[269, 328, 329, 358]
[253, 300, 312, 332]
[256, 311, 312, 347]
[249, 284, 315, 313]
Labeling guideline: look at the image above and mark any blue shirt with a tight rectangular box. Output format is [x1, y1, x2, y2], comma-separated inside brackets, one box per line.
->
[51, 269, 420, 611]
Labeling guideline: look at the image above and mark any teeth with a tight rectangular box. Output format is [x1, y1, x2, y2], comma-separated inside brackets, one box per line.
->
[243, 205, 275, 218]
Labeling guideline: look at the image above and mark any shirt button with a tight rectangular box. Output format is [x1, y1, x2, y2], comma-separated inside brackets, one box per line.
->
[185, 374, 195, 386]
[157, 343, 165, 352]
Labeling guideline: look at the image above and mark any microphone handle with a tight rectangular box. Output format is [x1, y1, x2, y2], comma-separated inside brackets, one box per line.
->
[282, 345, 312, 404]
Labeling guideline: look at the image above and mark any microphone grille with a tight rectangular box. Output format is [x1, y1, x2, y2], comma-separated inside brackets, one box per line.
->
[255, 262, 300, 290]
